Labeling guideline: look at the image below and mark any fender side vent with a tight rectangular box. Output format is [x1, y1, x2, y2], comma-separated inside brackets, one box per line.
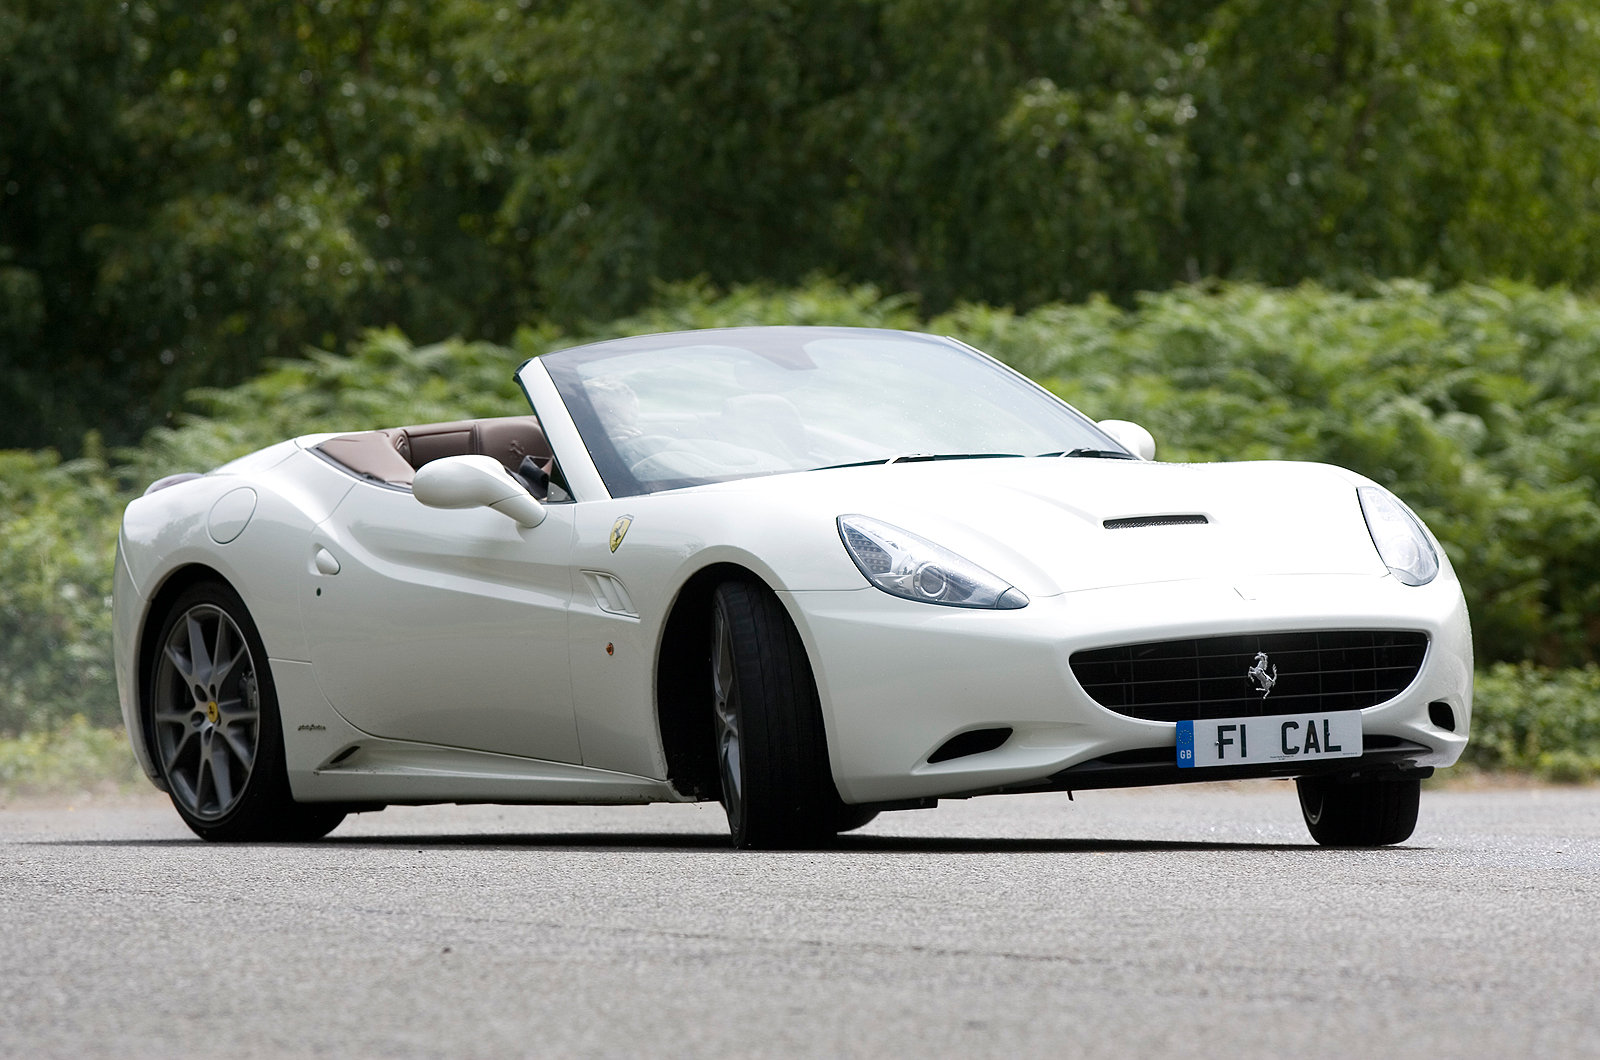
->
[328, 745, 360, 765]
[1104, 514, 1209, 529]
[928, 727, 1013, 764]
[582, 570, 638, 617]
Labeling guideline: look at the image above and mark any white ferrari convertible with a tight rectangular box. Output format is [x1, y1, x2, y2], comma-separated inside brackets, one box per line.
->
[114, 326, 1472, 847]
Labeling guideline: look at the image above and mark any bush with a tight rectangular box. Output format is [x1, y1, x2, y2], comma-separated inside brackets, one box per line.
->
[0, 440, 124, 733]
[3, 278, 1600, 785]
[1459, 664, 1600, 781]
[0, 715, 147, 799]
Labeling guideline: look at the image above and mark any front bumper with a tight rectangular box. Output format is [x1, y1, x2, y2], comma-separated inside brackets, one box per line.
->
[783, 573, 1472, 805]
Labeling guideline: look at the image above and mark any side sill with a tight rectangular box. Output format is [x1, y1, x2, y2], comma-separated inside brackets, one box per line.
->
[290, 737, 688, 806]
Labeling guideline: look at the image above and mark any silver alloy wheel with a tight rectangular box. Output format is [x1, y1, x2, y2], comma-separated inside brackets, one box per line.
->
[710, 604, 744, 832]
[152, 603, 261, 820]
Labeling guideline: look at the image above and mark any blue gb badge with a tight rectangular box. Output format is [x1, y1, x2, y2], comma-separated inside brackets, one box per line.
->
[1176, 720, 1195, 768]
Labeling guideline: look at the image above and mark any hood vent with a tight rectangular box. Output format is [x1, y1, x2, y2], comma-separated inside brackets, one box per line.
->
[1103, 514, 1209, 529]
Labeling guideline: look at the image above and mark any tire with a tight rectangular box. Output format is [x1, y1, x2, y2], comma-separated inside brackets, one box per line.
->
[146, 581, 346, 842]
[710, 580, 855, 849]
[1296, 772, 1421, 847]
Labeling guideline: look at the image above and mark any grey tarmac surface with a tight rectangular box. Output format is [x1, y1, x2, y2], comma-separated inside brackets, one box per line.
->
[3, 782, 1599, 1060]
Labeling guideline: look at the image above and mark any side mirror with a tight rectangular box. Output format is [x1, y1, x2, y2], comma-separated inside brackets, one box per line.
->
[412, 455, 547, 528]
[1096, 419, 1156, 461]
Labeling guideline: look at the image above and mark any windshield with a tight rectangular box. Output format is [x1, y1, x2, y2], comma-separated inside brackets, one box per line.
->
[537, 327, 1127, 497]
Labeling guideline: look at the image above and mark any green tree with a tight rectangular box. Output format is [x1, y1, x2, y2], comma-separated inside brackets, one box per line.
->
[1, 0, 562, 451]
[511, 0, 1188, 313]
[1187, 0, 1600, 285]
[0, 0, 144, 450]
[0, 439, 123, 732]
[7, 0, 1600, 451]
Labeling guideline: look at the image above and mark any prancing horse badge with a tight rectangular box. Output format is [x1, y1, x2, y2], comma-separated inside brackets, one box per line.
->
[1247, 651, 1278, 697]
[609, 515, 634, 553]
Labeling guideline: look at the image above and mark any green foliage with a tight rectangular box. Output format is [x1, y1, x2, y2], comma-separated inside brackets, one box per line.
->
[1457, 664, 1600, 781]
[0, 715, 147, 799]
[9, 0, 1600, 451]
[2, 0, 550, 452]
[1189, 0, 1600, 287]
[3, 278, 1600, 779]
[0, 440, 123, 733]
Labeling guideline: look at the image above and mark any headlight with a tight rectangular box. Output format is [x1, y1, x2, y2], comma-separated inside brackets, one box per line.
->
[1357, 486, 1439, 586]
[837, 515, 1028, 609]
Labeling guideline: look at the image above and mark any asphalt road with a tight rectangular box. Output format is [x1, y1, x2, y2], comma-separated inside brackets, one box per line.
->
[3, 782, 1599, 1060]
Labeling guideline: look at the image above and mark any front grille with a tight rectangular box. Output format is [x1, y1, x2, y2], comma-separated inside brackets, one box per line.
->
[1070, 630, 1429, 723]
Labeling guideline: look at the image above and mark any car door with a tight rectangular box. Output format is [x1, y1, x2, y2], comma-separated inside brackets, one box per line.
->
[301, 478, 581, 763]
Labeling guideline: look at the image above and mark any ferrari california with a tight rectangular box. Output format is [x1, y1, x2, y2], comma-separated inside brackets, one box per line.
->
[113, 326, 1471, 848]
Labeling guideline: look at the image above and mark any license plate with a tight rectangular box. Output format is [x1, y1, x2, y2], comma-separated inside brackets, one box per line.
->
[1176, 710, 1362, 769]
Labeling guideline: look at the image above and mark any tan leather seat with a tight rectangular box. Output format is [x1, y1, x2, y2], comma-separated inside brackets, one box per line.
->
[316, 416, 552, 487]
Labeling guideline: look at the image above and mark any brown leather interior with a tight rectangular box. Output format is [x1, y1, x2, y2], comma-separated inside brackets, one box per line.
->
[315, 416, 552, 488]
[316, 431, 417, 486]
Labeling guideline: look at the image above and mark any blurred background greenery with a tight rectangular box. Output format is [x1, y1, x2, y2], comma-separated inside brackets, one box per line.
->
[3, 1, 1600, 790]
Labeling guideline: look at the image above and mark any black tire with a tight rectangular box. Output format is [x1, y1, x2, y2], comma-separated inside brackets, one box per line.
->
[710, 580, 854, 849]
[1296, 772, 1421, 847]
[146, 581, 346, 842]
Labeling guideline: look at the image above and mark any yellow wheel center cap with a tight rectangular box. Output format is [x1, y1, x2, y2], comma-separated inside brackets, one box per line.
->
[207, 701, 219, 725]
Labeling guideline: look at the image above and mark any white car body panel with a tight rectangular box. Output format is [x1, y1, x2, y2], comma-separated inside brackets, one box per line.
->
[113, 331, 1472, 812]
[790, 573, 1470, 803]
[302, 482, 582, 763]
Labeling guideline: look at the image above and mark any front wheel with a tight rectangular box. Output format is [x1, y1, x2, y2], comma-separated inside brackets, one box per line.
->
[710, 580, 854, 849]
[1296, 772, 1421, 847]
[148, 581, 346, 841]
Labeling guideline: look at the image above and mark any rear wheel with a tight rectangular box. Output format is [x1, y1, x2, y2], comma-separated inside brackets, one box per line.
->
[710, 580, 858, 849]
[1296, 772, 1421, 847]
[148, 581, 346, 842]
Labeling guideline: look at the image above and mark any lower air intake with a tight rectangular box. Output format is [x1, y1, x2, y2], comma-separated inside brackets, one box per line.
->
[1070, 630, 1429, 723]
[928, 727, 1013, 763]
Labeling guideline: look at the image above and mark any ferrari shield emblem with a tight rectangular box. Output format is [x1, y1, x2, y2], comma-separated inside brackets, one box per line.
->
[609, 515, 633, 553]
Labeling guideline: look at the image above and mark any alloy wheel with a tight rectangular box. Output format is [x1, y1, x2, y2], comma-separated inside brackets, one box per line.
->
[710, 603, 744, 834]
[152, 603, 261, 820]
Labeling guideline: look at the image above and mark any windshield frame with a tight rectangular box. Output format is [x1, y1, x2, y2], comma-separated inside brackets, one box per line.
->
[535, 326, 1129, 498]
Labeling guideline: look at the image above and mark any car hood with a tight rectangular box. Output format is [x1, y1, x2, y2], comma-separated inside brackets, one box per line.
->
[711, 457, 1393, 596]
